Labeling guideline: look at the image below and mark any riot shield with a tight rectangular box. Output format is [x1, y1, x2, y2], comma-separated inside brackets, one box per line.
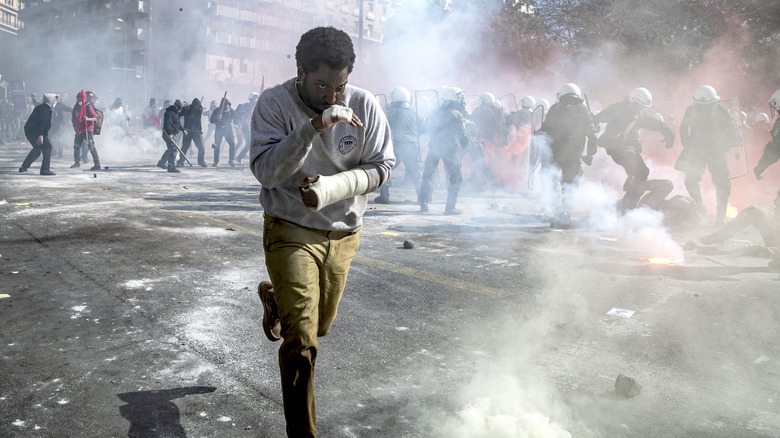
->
[414, 89, 440, 164]
[527, 104, 546, 190]
[466, 94, 481, 114]
[720, 98, 748, 180]
[499, 94, 518, 114]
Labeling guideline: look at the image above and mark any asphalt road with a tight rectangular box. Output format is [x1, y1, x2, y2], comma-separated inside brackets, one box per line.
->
[1, 139, 779, 438]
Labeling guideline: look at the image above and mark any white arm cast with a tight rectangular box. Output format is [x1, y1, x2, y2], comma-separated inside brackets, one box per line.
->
[307, 168, 370, 212]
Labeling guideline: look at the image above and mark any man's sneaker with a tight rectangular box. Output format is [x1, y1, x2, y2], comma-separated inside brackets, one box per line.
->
[40, 169, 56, 176]
[156, 162, 167, 169]
[419, 203, 429, 213]
[374, 195, 390, 204]
[258, 281, 281, 341]
[90, 164, 101, 171]
[70, 163, 80, 168]
[444, 208, 463, 215]
[167, 166, 181, 173]
[18, 167, 28, 173]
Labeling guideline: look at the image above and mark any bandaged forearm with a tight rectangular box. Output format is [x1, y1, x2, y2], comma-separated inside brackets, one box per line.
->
[307, 168, 370, 212]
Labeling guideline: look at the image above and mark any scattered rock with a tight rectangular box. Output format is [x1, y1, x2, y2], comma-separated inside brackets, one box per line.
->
[403, 240, 415, 249]
[615, 373, 642, 398]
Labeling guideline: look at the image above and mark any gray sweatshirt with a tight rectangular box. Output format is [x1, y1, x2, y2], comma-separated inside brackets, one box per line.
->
[250, 78, 395, 232]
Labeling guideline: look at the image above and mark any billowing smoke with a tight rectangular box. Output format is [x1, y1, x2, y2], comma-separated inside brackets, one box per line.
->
[363, 1, 779, 435]
[369, 0, 778, 211]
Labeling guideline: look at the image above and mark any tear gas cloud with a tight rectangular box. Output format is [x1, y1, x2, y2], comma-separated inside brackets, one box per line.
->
[371, 0, 779, 210]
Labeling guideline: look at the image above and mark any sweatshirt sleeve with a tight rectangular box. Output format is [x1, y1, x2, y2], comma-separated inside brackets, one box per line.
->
[355, 96, 395, 191]
[250, 93, 320, 189]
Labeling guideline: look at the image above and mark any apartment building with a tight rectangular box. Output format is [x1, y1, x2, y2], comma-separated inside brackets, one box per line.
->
[15, 0, 401, 110]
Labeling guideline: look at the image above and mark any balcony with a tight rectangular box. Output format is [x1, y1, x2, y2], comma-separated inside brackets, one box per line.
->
[239, 10, 258, 23]
[215, 4, 239, 20]
[215, 31, 238, 46]
[239, 36, 256, 49]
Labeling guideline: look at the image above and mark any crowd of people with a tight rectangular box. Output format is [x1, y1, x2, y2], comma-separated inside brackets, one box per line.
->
[366, 82, 776, 231]
[9, 88, 263, 174]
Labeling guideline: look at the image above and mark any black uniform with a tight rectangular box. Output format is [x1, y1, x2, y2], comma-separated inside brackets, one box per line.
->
[234, 97, 258, 163]
[209, 99, 236, 167]
[419, 101, 469, 214]
[178, 99, 206, 167]
[157, 103, 185, 171]
[675, 102, 737, 221]
[20, 99, 55, 174]
[537, 94, 597, 228]
[595, 100, 675, 210]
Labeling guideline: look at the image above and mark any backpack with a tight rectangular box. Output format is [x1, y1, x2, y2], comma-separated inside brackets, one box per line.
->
[93, 108, 105, 135]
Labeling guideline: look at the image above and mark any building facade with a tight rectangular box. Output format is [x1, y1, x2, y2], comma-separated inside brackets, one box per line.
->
[15, 0, 402, 111]
[1, 0, 23, 97]
[0, 0, 22, 35]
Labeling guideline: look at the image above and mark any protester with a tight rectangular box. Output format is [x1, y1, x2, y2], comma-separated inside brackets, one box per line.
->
[70, 90, 101, 170]
[250, 26, 394, 437]
[19, 93, 56, 175]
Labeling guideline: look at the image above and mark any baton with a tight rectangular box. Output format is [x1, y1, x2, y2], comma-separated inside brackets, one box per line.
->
[170, 137, 193, 166]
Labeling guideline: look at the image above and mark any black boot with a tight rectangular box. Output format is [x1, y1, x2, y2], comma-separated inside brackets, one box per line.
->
[444, 182, 462, 215]
[88, 144, 100, 170]
[70, 150, 80, 168]
[167, 165, 181, 173]
[374, 184, 390, 204]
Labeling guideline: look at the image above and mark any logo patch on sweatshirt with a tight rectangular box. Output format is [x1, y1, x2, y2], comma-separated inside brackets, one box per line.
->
[338, 135, 358, 155]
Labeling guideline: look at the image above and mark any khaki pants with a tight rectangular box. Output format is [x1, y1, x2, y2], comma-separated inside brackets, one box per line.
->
[712, 205, 780, 248]
[262, 214, 360, 438]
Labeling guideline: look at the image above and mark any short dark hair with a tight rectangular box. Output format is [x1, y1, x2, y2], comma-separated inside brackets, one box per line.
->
[295, 26, 356, 74]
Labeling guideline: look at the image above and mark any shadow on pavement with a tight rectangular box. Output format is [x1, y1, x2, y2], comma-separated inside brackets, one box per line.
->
[118, 386, 217, 438]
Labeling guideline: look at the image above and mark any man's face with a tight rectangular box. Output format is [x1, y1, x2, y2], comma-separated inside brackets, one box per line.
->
[297, 64, 350, 114]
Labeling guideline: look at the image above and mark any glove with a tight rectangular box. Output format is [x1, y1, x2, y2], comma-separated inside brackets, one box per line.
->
[582, 155, 593, 166]
[321, 105, 354, 130]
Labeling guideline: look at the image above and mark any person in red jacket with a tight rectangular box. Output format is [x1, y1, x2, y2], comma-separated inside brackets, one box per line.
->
[70, 90, 101, 170]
